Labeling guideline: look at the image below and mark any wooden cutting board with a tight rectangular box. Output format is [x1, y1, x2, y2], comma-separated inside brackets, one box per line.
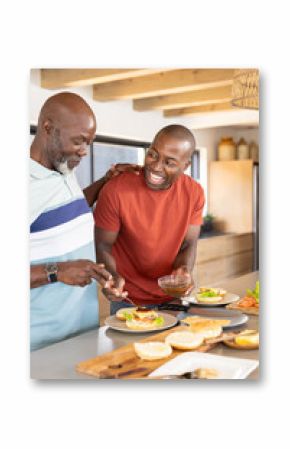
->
[226, 303, 259, 315]
[76, 326, 237, 379]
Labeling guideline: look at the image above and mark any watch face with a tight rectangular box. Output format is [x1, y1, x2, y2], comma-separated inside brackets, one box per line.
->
[45, 263, 58, 283]
[46, 263, 58, 274]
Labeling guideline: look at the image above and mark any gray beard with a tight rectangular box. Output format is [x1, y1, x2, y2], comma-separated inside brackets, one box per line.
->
[56, 160, 74, 175]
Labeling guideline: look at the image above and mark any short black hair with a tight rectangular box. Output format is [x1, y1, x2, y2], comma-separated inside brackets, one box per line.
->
[153, 124, 196, 153]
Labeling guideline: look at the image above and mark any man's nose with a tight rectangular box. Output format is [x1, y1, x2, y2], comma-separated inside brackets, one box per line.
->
[78, 144, 88, 157]
[152, 159, 164, 172]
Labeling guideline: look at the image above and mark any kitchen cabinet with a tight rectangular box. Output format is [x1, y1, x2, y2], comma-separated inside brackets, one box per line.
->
[209, 160, 258, 234]
[195, 232, 253, 285]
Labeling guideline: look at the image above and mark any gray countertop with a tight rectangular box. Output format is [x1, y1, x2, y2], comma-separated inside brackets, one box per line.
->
[31, 272, 259, 380]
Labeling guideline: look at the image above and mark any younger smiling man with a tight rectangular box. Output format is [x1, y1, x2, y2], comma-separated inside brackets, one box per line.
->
[94, 125, 205, 313]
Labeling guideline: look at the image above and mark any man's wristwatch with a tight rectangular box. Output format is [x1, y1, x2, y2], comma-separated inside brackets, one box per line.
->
[45, 263, 58, 283]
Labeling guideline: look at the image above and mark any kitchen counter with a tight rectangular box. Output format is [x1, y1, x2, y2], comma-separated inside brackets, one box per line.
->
[30, 272, 259, 380]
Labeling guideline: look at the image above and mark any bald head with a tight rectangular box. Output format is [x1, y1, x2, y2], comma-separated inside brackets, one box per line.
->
[153, 124, 196, 155]
[38, 92, 96, 129]
[31, 92, 97, 173]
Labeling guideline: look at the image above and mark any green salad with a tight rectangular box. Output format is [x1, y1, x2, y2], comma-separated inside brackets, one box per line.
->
[246, 281, 259, 304]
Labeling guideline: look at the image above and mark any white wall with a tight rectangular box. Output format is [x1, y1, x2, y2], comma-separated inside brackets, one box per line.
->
[194, 126, 259, 162]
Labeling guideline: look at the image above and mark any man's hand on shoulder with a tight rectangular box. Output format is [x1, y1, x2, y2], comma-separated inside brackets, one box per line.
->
[57, 260, 113, 288]
[105, 163, 141, 181]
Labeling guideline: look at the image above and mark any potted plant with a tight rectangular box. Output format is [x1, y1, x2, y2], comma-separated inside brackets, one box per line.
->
[201, 213, 214, 233]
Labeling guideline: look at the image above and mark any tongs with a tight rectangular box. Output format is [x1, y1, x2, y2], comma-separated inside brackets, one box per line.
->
[126, 298, 190, 312]
[157, 301, 191, 312]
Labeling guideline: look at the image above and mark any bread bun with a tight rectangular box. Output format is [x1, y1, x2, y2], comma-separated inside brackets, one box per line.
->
[194, 326, 222, 339]
[165, 331, 204, 350]
[194, 368, 219, 379]
[235, 330, 259, 347]
[134, 342, 172, 360]
[181, 316, 230, 328]
[116, 307, 136, 321]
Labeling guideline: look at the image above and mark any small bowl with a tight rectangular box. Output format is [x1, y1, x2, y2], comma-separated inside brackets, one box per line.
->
[158, 275, 193, 298]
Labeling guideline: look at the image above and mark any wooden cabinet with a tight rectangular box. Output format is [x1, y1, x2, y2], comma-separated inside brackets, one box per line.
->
[209, 160, 254, 233]
[196, 233, 253, 285]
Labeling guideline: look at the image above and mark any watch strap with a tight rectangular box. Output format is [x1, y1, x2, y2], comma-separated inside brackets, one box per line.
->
[48, 272, 58, 283]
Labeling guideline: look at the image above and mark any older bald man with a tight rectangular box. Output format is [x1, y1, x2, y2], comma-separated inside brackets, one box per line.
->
[30, 92, 138, 350]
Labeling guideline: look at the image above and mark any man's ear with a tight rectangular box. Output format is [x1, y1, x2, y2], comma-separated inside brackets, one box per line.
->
[184, 160, 191, 171]
[43, 119, 53, 135]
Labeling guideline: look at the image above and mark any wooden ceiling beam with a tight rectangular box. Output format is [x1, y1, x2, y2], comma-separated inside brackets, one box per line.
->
[133, 85, 233, 111]
[164, 102, 234, 117]
[40, 69, 167, 89]
[93, 69, 235, 101]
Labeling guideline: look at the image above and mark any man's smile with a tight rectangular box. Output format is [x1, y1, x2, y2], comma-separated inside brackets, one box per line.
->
[146, 169, 166, 185]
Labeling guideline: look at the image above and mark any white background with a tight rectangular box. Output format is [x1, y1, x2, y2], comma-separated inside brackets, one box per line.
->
[0, 1, 288, 448]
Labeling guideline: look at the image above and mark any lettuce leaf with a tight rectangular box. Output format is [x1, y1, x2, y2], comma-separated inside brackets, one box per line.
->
[123, 312, 133, 321]
[154, 316, 164, 326]
[246, 281, 259, 303]
[198, 291, 219, 298]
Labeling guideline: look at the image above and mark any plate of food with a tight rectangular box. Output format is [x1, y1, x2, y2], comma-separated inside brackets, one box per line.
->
[148, 351, 259, 379]
[105, 307, 178, 333]
[226, 281, 259, 315]
[185, 287, 239, 306]
[179, 316, 231, 338]
[223, 330, 259, 350]
[177, 307, 248, 329]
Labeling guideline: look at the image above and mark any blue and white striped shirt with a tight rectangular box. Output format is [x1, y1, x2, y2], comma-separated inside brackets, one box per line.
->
[30, 159, 99, 351]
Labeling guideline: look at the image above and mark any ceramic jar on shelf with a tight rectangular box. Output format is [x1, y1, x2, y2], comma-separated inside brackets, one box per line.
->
[237, 138, 250, 160]
[217, 137, 236, 161]
[249, 141, 259, 162]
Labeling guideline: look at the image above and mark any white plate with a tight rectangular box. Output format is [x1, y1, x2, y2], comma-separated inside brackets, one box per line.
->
[185, 292, 240, 307]
[104, 312, 178, 333]
[149, 352, 259, 379]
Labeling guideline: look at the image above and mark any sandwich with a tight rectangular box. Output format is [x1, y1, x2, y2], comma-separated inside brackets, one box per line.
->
[181, 316, 230, 339]
[165, 331, 204, 350]
[134, 342, 172, 360]
[116, 307, 137, 321]
[126, 307, 164, 330]
[116, 307, 158, 322]
[196, 287, 226, 303]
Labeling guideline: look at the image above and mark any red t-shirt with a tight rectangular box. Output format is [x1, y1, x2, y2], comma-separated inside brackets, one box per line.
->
[94, 170, 205, 305]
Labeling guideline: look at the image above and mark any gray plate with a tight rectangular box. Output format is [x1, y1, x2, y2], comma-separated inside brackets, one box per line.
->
[177, 307, 248, 329]
[104, 312, 178, 333]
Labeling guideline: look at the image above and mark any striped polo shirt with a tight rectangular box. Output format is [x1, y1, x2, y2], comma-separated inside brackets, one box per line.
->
[30, 159, 99, 351]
